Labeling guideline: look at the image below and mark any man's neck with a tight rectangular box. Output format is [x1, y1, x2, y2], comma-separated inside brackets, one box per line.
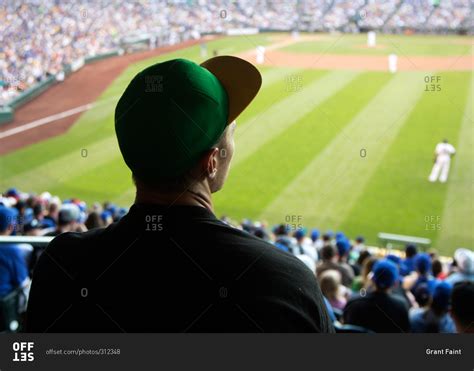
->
[134, 187, 213, 212]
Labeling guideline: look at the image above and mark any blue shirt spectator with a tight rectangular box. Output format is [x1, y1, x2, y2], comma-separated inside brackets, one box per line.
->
[0, 206, 29, 297]
[445, 248, 474, 285]
[0, 244, 29, 297]
[409, 282, 456, 333]
[410, 308, 456, 333]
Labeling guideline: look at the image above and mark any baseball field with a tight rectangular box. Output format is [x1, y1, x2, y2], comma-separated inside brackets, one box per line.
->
[0, 33, 472, 254]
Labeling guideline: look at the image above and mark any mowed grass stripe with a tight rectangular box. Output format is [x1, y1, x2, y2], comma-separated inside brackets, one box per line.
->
[260, 71, 426, 229]
[0, 101, 116, 186]
[2, 135, 120, 192]
[436, 73, 473, 251]
[339, 71, 471, 250]
[46, 157, 132, 203]
[213, 71, 390, 219]
[232, 70, 360, 166]
[236, 66, 304, 127]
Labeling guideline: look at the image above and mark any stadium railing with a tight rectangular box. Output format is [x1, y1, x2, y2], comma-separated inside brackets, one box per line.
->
[0, 236, 53, 247]
[377, 232, 431, 250]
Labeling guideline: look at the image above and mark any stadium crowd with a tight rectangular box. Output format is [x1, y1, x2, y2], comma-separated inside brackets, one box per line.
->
[1, 187, 473, 333]
[1, 0, 471, 105]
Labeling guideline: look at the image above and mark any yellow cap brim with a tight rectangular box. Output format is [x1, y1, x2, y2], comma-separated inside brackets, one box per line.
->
[201, 55, 262, 125]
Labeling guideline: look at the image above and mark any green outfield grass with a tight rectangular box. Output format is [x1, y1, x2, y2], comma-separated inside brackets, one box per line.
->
[0, 34, 472, 254]
[282, 33, 473, 56]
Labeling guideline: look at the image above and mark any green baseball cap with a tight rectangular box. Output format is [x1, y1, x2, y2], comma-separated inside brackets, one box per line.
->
[115, 56, 262, 181]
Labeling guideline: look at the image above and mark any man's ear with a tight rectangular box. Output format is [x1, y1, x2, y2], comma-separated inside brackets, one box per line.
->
[201, 147, 219, 178]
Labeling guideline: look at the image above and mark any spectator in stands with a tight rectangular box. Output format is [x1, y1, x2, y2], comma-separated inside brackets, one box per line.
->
[351, 255, 376, 292]
[294, 228, 317, 262]
[44, 204, 81, 237]
[84, 211, 104, 230]
[273, 224, 298, 254]
[400, 243, 418, 276]
[450, 281, 474, 333]
[432, 258, 447, 280]
[322, 233, 332, 248]
[336, 239, 350, 265]
[100, 211, 114, 227]
[317, 245, 354, 287]
[351, 249, 371, 278]
[343, 259, 410, 333]
[352, 235, 365, 253]
[387, 254, 415, 308]
[412, 282, 432, 308]
[319, 269, 349, 311]
[23, 220, 44, 236]
[310, 229, 323, 251]
[43, 201, 60, 229]
[13, 200, 28, 234]
[404, 253, 436, 295]
[27, 57, 333, 333]
[446, 248, 474, 285]
[0, 206, 29, 298]
[24, 204, 45, 232]
[410, 281, 455, 333]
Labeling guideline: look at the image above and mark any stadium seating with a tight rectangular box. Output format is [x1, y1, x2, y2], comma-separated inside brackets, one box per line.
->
[1, 187, 473, 333]
[1, 0, 471, 105]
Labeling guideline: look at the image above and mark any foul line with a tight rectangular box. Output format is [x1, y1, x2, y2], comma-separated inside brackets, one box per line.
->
[0, 96, 117, 140]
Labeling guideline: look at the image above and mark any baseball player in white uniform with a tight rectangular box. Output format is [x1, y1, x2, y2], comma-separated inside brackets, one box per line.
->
[428, 139, 456, 183]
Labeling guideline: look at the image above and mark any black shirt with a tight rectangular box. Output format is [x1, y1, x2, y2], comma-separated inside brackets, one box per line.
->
[27, 204, 334, 333]
[343, 291, 410, 333]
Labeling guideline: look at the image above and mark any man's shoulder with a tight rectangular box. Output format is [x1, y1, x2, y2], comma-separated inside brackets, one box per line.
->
[223, 227, 310, 272]
[211, 225, 317, 285]
[45, 225, 112, 258]
[50, 226, 107, 244]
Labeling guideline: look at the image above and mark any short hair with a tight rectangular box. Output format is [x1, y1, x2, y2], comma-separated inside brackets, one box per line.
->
[432, 259, 443, 277]
[405, 244, 418, 258]
[451, 281, 474, 330]
[133, 126, 228, 193]
[357, 250, 371, 266]
[319, 270, 341, 300]
[273, 224, 288, 236]
[321, 245, 336, 260]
